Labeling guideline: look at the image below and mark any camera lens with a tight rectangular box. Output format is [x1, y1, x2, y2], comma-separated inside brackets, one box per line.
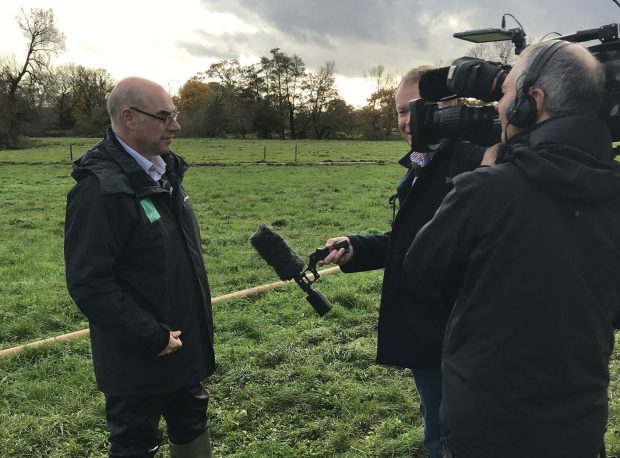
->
[431, 105, 501, 145]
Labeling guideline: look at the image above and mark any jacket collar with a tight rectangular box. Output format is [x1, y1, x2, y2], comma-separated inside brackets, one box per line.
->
[72, 127, 188, 197]
[501, 116, 620, 200]
[104, 128, 161, 192]
[508, 115, 613, 162]
[398, 138, 451, 169]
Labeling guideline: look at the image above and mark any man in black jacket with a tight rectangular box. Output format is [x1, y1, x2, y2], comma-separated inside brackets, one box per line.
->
[405, 41, 620, 458]
[65, 77, 215, 458]
[322, 67, 484, 458]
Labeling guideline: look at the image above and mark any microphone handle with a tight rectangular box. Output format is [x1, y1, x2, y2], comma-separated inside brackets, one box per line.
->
[305, 288, 333, 316]
[309, 240, 350, 263]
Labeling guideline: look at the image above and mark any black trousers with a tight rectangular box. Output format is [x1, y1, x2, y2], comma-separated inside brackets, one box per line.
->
[104, 383, 209, 458]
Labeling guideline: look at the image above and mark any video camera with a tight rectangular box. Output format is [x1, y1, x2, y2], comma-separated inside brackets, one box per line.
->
[412, 17, 620, 153]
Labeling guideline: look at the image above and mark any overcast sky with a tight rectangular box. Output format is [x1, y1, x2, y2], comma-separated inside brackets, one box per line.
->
[1, 0, 618, 106]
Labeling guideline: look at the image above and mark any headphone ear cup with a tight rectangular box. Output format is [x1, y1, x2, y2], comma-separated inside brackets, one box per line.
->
[506, 98, 519, 121]
[507, 95, 538, 128]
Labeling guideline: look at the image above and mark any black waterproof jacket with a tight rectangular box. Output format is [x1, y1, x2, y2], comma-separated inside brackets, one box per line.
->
[65, 129, 215, 396]
[341, 139, 483, 369]
[405, 116, 620, 458]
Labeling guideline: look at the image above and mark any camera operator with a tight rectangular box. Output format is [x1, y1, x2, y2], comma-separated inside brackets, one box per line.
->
[320, 66, 486, 458]
[404, 40, 620, 458]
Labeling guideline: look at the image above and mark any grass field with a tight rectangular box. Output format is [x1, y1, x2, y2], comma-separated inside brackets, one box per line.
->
[0, 137, 404, 165]
[1, 138, 620, 457]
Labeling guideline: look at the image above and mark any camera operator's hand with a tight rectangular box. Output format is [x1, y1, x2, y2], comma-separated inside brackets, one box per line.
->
[482, 143, 501, 166]
[319, 237, 354, 266]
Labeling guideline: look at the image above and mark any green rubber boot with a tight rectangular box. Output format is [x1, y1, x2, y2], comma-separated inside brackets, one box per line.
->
[169, 429, 212, 458]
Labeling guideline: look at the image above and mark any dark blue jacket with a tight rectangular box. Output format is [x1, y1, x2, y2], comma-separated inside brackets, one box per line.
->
[65, 128, 215, 396]
[341, 139, 483, 369]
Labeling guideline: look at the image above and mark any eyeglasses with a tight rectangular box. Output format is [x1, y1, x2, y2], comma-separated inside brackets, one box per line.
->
[130, 107, 180, 126]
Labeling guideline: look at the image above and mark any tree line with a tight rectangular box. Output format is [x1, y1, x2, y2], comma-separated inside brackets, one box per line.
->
[0, 8, 401, 149]
[0, 8, 514, 149]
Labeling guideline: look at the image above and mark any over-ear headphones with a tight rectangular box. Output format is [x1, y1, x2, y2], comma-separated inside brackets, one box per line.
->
[506, 40, 569, 128]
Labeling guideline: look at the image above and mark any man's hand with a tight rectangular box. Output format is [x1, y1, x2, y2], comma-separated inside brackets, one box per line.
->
[482, 143, 501, 166]
[157, 330, 182, 357]
[319, 237, 354, 266]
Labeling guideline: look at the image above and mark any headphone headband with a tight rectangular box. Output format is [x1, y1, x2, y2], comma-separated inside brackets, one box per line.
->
[506, 40, 570, 129]
[520, 40, 569, 93]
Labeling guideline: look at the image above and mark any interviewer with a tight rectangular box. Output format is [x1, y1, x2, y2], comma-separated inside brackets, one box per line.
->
[321, 66, 484, 458]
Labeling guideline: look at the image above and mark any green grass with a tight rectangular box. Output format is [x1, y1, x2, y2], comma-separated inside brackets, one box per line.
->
[1, 137, 619, 457]
[0, 138, 423, 457]
[0, 137, 404, 165]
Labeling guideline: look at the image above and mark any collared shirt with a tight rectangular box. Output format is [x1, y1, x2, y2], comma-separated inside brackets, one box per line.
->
[409, 150, 435, 169]
[116, 135, 166, 182]
[391, 149, 437, 223]
[409, 150, 435, 186]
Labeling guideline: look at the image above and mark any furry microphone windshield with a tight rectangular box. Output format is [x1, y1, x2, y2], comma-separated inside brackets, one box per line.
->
[249, 225, 305, 281]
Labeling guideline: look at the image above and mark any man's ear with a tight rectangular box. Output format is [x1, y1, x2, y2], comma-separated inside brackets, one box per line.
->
[120, 107, 135, 128]
[530, 87, 548, 121]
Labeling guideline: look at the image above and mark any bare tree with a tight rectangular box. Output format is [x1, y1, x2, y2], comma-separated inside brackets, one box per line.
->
[365, 64, 398, 93]
[0, 8, 65, 148]
[466, 41, 515, 65]
[46, 64, 76, 130]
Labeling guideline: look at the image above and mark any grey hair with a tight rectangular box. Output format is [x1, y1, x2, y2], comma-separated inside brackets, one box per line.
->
[106, 86, 144, 127]
[514, 40, 605, 117]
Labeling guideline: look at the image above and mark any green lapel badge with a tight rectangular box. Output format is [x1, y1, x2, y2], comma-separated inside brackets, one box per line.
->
[139, 198, 161, 223]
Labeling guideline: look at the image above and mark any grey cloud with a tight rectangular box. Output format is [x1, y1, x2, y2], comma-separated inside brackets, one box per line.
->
[191, 0, 620, 76]
[176, 40, 240, 60]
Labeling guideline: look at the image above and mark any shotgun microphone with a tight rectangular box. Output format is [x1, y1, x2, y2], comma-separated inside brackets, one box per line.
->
[249, 225, 305, 281]
[249, 225, 349, 316]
